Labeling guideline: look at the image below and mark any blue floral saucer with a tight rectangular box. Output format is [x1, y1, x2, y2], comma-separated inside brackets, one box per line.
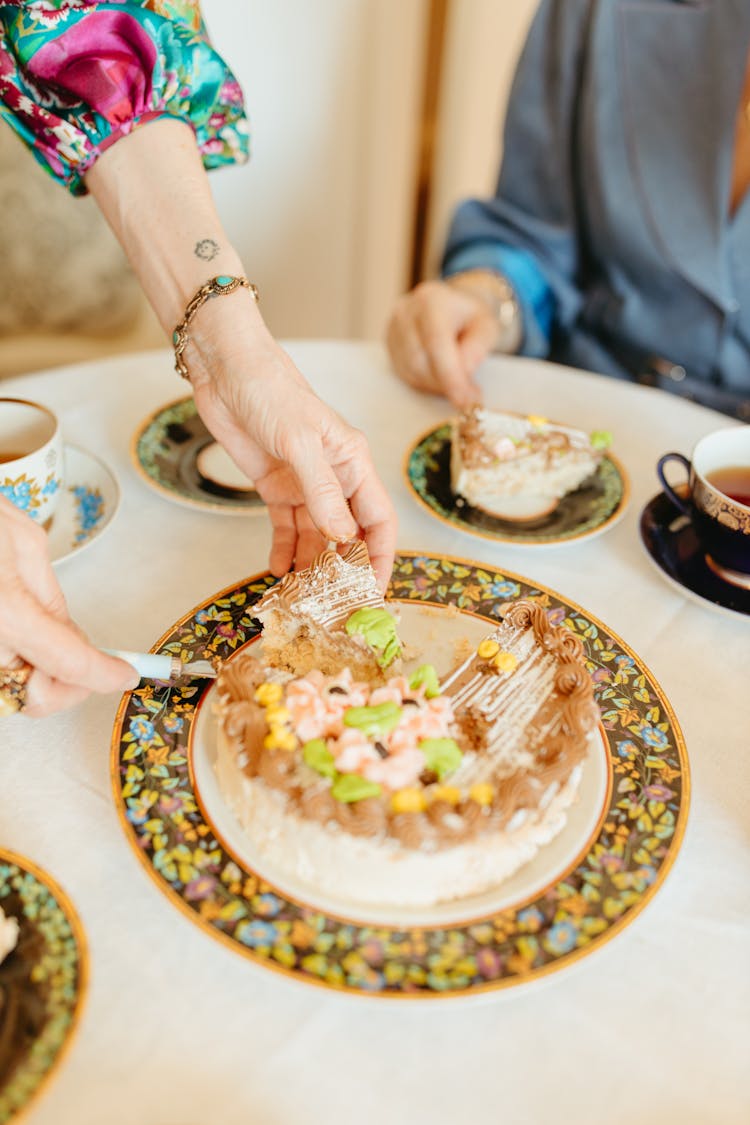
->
[49, 445, 120, 566]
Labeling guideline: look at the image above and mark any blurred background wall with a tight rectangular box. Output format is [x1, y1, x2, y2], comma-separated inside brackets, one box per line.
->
[0, 0, 538, 377]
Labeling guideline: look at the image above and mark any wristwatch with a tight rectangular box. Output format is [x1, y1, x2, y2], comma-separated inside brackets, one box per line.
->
[446, 268, 523, 354]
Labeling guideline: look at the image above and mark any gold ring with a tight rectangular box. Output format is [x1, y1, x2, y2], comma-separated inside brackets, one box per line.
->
[0, 661, 33, 716]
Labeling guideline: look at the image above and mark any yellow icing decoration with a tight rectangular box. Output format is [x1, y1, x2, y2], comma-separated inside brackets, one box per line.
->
[264, 728, 296, 752]
[391, 788, 427, 814]
[255, 682, 282, 706]
[430, 785, 462, 806]
[264, 705, 291, 726]
[527, 414, 548, 427]
[477, 638, 500, 660]
[492, 651, 518, 673]
[469, 783, 494, 807]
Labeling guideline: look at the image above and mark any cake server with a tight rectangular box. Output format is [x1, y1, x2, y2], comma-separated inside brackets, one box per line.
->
[105, 649, 218, 682]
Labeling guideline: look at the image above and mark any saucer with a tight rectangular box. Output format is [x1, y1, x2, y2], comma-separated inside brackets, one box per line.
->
[49, 445, 120, 566]
[405, 422, 628, 546]
[132, 396, 265, 515]
[639, 490, 750, 619]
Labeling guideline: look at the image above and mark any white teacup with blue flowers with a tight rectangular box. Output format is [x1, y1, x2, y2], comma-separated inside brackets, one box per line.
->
[0, 398, 63, 527]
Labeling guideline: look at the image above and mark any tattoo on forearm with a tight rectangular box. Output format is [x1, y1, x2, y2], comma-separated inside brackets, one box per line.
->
[194, 239, 220, 261]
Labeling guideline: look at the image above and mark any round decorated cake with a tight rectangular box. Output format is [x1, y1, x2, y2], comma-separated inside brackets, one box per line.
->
[214, 545, 600, 908]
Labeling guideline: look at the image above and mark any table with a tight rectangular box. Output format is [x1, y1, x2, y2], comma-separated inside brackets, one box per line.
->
[1, 342, 748, 1124]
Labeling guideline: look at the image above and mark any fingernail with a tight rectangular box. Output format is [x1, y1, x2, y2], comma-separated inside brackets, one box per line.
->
[329, 520, 356, 541]
[124, 671, 141, 691]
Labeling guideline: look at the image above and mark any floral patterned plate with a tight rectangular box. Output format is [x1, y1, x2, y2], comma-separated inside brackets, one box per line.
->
[0, 851, 87, 1123]
[132, 397, 264, 515]
[405, 423, 629, 545]
[49, 445, 120, 566]
[111, 553, 688, 999]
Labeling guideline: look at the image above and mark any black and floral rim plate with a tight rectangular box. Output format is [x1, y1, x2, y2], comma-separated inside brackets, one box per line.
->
[111, 553, 688, 999]
[0, 852, 87, 1122]
[405, 423, 629, 545]
[132, 396, 265, 515]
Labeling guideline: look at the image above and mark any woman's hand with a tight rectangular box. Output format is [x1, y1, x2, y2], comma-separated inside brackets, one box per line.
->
[85, 119, 397, 591]
[0, 498, 138, 717]
[386, 277, 503, 407]
[188, 315, 397, 589]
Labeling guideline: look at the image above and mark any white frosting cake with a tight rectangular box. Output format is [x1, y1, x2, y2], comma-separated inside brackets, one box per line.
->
[214, 550, 600, 909]
[451, 407, 610, 520]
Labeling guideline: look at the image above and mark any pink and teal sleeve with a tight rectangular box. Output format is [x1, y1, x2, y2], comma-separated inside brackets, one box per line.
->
[0, 1, 249, 194]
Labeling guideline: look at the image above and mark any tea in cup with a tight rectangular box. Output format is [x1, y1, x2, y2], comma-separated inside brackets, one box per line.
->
[657, 426, 750, 588]
[0, 398, 64, 527]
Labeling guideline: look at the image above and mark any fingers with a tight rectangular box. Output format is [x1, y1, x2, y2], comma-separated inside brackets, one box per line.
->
[387, 282, 487, 408]
[287, 435, 357, 544]
[23, 670, 91, 718]
[0, 588, 137, 694]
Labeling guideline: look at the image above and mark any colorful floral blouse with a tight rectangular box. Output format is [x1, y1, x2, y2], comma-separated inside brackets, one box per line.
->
[0, 1, 248, 194]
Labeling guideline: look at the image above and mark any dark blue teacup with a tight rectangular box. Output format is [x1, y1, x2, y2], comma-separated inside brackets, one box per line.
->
[657, 426, 750, 588]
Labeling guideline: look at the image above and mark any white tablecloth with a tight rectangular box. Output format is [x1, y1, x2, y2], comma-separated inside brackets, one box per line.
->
[1, 343, 748, 1124]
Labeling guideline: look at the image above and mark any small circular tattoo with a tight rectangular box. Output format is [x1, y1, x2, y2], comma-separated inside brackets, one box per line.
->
[194, 239, 220, 261]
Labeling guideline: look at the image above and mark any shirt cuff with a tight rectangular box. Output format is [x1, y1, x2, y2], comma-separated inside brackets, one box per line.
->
[442, 241, 555, 357]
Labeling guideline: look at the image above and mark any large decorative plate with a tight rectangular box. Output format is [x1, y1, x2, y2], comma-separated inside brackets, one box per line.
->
[132, 396, 264, 515]
[0, 851, 87, 1122]
[406, 423, 628, 545]
[111, 554, 688, 999]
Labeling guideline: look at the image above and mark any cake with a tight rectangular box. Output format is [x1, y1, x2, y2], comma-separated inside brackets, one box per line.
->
[451, 407, 612, 520]
[214, 550, 600, 908]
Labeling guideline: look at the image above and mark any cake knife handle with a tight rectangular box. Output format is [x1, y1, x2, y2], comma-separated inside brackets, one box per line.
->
[104, 649, 179, 682]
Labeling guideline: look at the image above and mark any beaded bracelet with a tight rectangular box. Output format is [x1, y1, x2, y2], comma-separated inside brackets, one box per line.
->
[172, 275, 259, 380]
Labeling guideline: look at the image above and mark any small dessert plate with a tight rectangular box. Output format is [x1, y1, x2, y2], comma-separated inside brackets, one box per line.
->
[132, 396, 265, 515]
[50, 445, 120, 566]
[639, 490, 750, 619]
[405, 423, 628, 546]
[0, 849, 87, 1119]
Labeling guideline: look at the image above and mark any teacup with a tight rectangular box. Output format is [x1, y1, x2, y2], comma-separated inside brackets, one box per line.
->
[657, 426, 750, 589]
[0, 398, 64, 527]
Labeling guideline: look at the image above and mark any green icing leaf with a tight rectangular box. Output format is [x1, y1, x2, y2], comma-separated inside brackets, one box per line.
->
[345, 607, 402, 668]
[302, 739, 336, 779]
[590, 430, 613, 451]
[419, 737, 463, 780]
[408, 664, 441, 698]
[331, 774, 382, 803]
[343, 701, 402, 738]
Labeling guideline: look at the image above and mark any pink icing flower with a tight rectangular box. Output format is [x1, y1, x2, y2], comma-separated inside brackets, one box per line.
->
[362, 747, 425, 789]
[369, 676, 414, 707]
[331, 730, 378, 773]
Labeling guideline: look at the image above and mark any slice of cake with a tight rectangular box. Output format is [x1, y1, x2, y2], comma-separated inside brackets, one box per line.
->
[252, 541, 402, 681]
[451, 407, 611, 520]
[215, 586, 600, 908]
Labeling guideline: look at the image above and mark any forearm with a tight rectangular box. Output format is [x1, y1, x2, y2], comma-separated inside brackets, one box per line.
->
[85, 117, 267, 383]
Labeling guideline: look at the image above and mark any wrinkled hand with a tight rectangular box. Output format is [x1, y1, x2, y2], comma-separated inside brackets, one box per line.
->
[0, 498, 138, 717]
[386, 279, 501, 408]
[189, 333, 397, 590]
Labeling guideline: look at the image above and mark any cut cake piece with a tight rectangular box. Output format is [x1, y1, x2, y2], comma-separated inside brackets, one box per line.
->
[252, 541, 402, 681]
[450, 407, 610, 520]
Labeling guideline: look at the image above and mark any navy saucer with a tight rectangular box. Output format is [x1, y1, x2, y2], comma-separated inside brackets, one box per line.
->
[639, 491, 750, 618]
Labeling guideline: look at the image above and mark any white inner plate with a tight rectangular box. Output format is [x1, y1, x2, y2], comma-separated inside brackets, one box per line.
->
[191, 602, 610, 928]
[196, 441, 255, 491]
